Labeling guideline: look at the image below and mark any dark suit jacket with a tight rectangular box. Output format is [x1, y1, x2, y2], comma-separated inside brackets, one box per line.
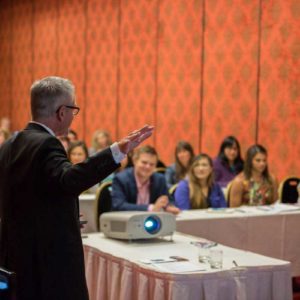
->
[0, 123, 119, 300]
[111, 167, 168, 211]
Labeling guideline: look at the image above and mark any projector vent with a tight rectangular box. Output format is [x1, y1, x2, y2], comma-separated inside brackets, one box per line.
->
[110, 221, 126, 232]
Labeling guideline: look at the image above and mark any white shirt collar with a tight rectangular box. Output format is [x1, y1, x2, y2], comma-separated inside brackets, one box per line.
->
[30, 121, 56, 136]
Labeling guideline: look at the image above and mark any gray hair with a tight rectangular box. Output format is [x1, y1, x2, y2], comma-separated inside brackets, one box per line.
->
[30, 76, 75, 120]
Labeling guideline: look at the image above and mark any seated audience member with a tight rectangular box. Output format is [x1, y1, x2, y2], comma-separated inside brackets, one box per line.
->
[125, 149, 166, 169]
[174, 154, 226, 210]
[67, 141, 100, 193]
[0, 128, 10, 148]
[165, 141, 195, 189]
[89, 129, 112, 155]
[230, 144, 278, 207]
[68, 141, 89, 164]
[67, 128, 78, 143]
[0, 116, 11, 133]
[213, 136, 244, 188]
[112, 145, 180, 214]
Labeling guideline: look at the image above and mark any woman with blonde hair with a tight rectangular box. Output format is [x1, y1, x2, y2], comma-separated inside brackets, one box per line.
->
[89, 129, 112, 155]
[174, 154, 226, 210]
[230, 144, 278, 207]
[0, 128, 10, 148]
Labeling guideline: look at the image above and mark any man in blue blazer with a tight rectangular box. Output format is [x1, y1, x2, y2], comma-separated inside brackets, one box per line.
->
[0, 76, 153, 300]
[112, 145, 180, 214]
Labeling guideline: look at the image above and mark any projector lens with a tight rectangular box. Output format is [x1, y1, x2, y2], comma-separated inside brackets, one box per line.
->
[144, 215, 161, 234]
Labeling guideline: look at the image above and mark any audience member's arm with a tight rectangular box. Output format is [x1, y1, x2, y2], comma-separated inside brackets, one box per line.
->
[214, 184, 227, 208]
[229, 178, 244, 207]
[152, 195, 169, 211]
[174, 180, 190, 210]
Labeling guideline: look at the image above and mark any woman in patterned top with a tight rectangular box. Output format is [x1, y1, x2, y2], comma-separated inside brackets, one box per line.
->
[230, 144, 278, 207]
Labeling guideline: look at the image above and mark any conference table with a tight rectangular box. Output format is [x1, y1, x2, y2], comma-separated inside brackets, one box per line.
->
[83, 232, 292, 300]
[176, 204, 300, 276]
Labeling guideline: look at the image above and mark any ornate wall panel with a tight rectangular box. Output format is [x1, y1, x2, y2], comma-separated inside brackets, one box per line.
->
[11, 0, 33, 130]
[117, 0, 157, 145]
[86, 0, 118, 143]
[156, 0, 202, 163]
[57, 0, 86, 139]
[259, 0, 300, 178]
[0, 0, 299, 179]
[0, 0, 12, 118]
[202, 0, 259, 158]
[32, 0, 58, 79]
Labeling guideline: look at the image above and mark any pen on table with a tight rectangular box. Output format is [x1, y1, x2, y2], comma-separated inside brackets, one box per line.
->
[232, 260, 238, 267]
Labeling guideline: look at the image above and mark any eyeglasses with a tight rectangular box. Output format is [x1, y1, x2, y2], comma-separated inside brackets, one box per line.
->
[56, 105, 80, 116]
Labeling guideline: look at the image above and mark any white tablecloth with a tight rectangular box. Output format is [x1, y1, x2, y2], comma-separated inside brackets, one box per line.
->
[176, 206, 300, 276]
[79, 193, 96, 233]
[83, 232, 292, 300]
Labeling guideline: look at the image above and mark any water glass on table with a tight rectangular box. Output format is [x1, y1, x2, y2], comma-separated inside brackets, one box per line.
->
[198, 246, 210, 263]
[209, 249, 223, 269]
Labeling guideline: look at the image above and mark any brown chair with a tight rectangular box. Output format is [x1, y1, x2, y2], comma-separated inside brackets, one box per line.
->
[169, 183, 178, 197]
[155, 167, 166, 174]
[0, 267, 16, 300]
[94, 181, 113, 231]
[278, 176, 300, 204]
[225, 181, 234, 206]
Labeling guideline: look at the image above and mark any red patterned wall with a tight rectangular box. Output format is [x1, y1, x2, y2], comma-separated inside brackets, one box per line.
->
[86, 0, 118, 142]
[202, 0, 259, 158]
[0, 0, 12, 118]
[157, 0, 202, 163]
[259, 0, 300, 178]
[0, 0, 299, 180]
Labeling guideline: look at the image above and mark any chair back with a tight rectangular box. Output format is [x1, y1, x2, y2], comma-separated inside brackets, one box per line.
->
[94, 181, 113, 231]
[155, 167, 166, 174]
[168, 183, 178, 202]
[278, 176, 300, 203]
[0, 267, 16, 300]
[225, 181, 234, 206]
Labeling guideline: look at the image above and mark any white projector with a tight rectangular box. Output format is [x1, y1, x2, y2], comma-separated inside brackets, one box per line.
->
[100, 211, 176, 240]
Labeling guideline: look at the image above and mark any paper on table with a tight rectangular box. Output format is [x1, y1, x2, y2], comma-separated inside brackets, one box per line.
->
[272, 203, 300, 212]
[153, 261, 206, 273]
[139, 258, 177, 264]
[206, 208, 235, 214]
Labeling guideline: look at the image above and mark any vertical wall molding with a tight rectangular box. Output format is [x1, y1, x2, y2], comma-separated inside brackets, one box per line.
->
[31, 0, 35, 82]
[115, 0, 122, 139]
[199, 0, 206, 151]
[55, 0, 59, 75]
[9, 0, 14, 121]
[82, 0, 88, 141]
[255, 0, 263, 143]
[153, 0, 161, 147]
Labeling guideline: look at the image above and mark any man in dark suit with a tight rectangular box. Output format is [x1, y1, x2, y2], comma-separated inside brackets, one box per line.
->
[112, 145, 180, 214]
[0, 76, 153, 300]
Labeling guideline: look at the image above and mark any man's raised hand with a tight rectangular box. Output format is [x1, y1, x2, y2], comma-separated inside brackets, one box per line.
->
[117, 125, 154, 154]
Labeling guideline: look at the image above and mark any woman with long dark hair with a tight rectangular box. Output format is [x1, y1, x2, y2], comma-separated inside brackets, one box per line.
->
[165, 141, 195, 189]
[213, 136, 244, 188]
[230, 144, 278, 207]
[174, 154, 226, 209]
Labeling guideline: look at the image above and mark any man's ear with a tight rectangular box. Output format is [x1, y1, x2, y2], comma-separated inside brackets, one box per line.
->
[56, 106, 64, 121]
